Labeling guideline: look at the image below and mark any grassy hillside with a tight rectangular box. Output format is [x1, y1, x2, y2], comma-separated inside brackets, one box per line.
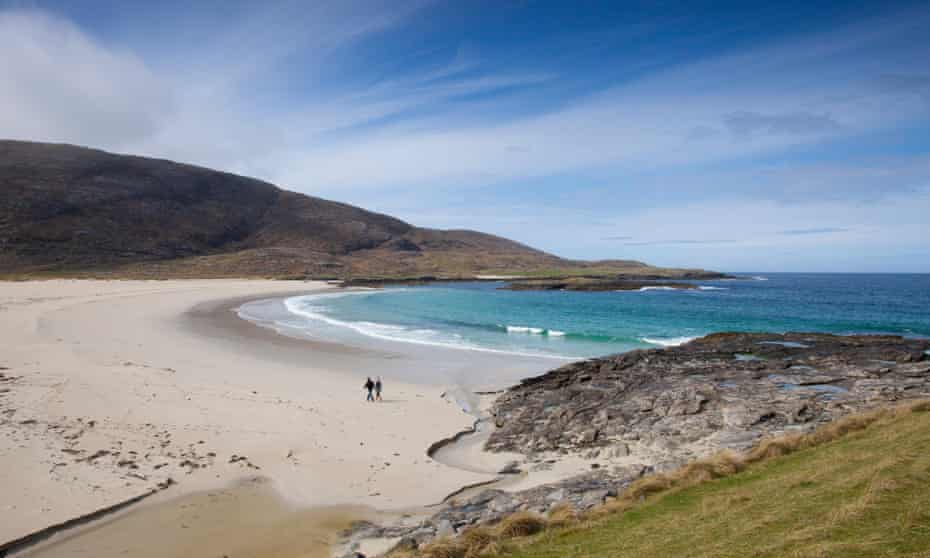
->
[402, 402, 930, 558]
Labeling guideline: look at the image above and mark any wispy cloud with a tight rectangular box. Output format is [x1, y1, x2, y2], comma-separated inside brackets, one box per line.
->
[723, 111, 843, 138]
[779, 227, 850, 236]
[263, 6, 930, 194]
[622, 239, 738, 246]
[0, 10, 171, 147]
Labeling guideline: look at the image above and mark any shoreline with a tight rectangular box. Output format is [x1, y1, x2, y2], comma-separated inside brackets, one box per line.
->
[0, 280, 511, 556]
[186, 289, 391, 360]
[232, 290, 561, 391]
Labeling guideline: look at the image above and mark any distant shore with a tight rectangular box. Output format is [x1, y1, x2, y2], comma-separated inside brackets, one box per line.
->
[340, 270, 734, 290]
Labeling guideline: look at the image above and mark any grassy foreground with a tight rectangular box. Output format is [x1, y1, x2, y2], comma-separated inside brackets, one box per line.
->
[401, 401, 930, 558]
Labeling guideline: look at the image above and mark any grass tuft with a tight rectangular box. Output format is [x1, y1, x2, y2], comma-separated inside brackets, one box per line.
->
[546, 503, 578, 527]
[495, 512, 547, 538]
[909, 400, 930, 413]
[419, 537, 464, 558]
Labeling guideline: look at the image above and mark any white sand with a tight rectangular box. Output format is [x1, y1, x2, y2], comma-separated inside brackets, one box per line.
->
[0, 280, 494, 545]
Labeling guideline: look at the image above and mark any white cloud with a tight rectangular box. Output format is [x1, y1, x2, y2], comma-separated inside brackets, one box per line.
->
[0, 10, 172, 147]
[0, 4, 429, 170]
[3, 4, 927, 197]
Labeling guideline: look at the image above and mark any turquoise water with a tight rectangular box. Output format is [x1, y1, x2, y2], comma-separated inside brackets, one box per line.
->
[281, 274, 930, 360]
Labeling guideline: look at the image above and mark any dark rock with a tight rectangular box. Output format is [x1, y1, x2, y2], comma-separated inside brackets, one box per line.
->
[501, 278, 729, 292]
[487, 333, 930, 458]
[499, 461, 522, 474]
[579, 489, 610, 509]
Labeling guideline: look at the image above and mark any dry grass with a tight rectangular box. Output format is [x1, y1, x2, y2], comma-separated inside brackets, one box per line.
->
[392, 399, 930, 558]
[404, 515, 548, 558]
[618, 403, 921, 510]
[415, 538, 463, 558]
[546, 503, 577, 528]
[907, 399, 930, 413]
[625, 449, 748, 502]
[745, 408, 890, 463]
[495, 512, 547, 538]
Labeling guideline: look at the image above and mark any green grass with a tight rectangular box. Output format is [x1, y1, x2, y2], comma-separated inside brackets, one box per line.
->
[492, 406, 930, 558]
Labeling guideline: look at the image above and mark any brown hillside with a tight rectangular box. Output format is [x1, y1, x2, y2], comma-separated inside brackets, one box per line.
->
[0, 140, 717, 279]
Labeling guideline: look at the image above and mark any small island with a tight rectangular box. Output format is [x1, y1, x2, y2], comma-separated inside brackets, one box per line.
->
[501, 273, 733, 292]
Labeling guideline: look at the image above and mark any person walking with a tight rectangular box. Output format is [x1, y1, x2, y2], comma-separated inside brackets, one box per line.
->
[375, 376, 383, 401]
[364, 377, 375, 402]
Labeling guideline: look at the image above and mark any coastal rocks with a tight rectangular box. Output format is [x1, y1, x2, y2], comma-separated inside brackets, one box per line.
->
[578, 488, 611, 508]
[579, 428, 599, 444]
[498, 461, 521, 474]
[435, 519, 454, 537]
[392, 473, 630, 542]
[608, 443, 630, 458]
[487, 333, 930, 459]
[500, 271, 733, 292]
[502, 279, 706, 292]
[545, 488, 567, 503]
[652, 387, 710, 416]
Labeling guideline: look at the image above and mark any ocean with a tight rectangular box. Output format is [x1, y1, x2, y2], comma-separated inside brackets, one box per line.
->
[249, 274, 930, 361]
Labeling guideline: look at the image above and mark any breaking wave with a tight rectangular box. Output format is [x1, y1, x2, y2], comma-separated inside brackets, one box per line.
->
[504, 325, 566, 337]
[640, 336, 698, 347]
[280, 294, 571, 360]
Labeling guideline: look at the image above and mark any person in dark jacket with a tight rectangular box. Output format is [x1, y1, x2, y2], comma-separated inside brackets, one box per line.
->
[375, 376, 383, 401]
[364, 377, 375, 402]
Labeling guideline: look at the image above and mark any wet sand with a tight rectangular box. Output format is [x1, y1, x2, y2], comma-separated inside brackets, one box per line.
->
[16, 478, 370, 558]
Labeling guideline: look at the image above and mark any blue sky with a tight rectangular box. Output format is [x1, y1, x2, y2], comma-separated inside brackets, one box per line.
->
[2, 1, 930, 272]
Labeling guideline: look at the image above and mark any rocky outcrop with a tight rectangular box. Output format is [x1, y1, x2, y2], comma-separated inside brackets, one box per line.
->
[351, 333, 929, 552]
[501, 279, 703, 291]
[487, 333, 930, 461]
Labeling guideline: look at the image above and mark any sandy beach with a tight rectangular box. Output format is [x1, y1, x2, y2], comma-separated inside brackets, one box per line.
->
[0, 280, 514, 556]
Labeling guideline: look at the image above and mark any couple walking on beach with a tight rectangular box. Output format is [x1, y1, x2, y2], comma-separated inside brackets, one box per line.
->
[364, 376, 383, 402]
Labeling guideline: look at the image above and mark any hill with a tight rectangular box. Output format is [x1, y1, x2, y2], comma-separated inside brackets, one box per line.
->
[0, 140, 721, 279]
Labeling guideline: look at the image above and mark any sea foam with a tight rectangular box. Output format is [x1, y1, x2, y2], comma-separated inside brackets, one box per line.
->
[283, 294, 569, 360]
[506, 325, 545, 334]
[641, 336, 698, 347]
[506, 325, 566, 337]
